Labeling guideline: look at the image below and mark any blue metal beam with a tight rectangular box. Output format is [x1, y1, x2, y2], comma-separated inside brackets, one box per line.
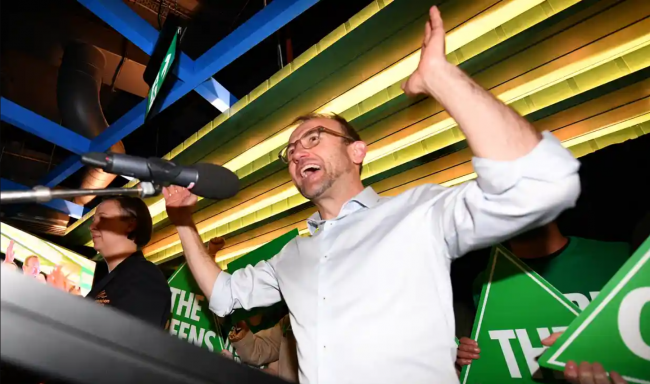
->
[0, 179, 87, 219]
[44, 0, 319, 188]
[76, 0, 230, 107]
[159, 0, 319, 112]
[0, 98, 91, 155]
[195, 79, 239, 112]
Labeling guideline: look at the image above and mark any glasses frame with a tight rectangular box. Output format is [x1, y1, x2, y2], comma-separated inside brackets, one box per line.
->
[278, 126, 355, 164]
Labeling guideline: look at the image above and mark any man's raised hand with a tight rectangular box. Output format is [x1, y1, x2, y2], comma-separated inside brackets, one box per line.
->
[402, 6, 447, 97]
[163, 186, 198, 226]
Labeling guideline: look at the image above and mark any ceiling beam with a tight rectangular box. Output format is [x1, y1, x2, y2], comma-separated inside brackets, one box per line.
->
[76, 0, 232, 107]
[0, 98, 91, 155]
[41, 0, 320, 189]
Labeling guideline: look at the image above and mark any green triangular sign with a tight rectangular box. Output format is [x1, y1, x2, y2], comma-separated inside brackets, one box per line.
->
[540, 236, 650, 383]
[460, 245, 581, 384]
[167, 262, 225, 353]
[227, 229, 299, 273]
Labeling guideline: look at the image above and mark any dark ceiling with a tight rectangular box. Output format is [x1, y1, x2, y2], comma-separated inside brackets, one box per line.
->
[0, 0, 371, 234]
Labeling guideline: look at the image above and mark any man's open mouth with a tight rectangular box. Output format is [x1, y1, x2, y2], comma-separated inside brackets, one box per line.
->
[300, 164, 322, 179]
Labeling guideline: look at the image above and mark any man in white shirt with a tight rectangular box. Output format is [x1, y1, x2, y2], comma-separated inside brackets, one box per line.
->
[164, 7, 581, 384]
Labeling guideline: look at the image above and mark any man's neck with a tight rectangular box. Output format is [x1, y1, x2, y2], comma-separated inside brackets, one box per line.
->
[314, 180, 365, 220]
[102, 244, 137, 272]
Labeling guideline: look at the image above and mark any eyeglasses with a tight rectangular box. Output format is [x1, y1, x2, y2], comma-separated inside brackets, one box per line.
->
[278, 126, 355, 164]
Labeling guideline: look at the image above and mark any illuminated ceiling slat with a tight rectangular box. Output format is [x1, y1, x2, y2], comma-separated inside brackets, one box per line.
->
[142, 0, 581, 229]
[141, 18, 650, 260]
[70, 0, 572, 237]
[145, 79, 650, 263]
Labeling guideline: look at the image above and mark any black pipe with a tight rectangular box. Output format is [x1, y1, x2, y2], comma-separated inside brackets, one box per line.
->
[57, 41, 125, 205]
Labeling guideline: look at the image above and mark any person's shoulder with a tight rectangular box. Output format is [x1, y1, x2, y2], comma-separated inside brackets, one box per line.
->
[122, 256, 170, 293]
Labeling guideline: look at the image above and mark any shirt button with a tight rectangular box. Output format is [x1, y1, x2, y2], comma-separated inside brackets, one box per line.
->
[322, 297, 326, 301]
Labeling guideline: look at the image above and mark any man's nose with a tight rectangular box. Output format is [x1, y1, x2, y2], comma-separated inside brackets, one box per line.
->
[291, 143, 311, 164]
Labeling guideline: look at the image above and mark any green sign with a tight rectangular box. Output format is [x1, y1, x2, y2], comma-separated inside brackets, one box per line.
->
[460, 245, 580, 384]
[540, 236, 650, 383]
[146, 27, 180, 118]
[167, 262, 224, 353]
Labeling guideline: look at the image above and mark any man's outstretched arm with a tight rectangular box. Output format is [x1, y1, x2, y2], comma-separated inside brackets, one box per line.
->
[403, 6, 541, 161]
[164, 187, 222, 301]
[405, 6, 580, 257]
[164, 187, 282, 316]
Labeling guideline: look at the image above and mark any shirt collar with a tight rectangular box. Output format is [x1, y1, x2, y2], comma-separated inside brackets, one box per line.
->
[307, 187, 381, 235]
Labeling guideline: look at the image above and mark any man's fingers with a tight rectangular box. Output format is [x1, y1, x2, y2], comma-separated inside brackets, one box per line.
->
[592, 363, 610, 384]
[459, 337, 478, 346]
[456, 358, 473, 366]
[162, 187, 171, 198]
[429, 6, 444, 35]
[458, 343, 480, 353]
[423, 21, 432, 48]
[457, 351, 479, 360]
[578, 362, 596, 384]
[565, 361, 580, 384]
[541, 331, 563, 346]
[610, 371, 627, 384]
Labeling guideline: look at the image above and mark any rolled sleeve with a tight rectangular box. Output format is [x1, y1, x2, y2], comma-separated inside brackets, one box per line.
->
[208, 259, 282, 317]
[441, 131, 581, 258]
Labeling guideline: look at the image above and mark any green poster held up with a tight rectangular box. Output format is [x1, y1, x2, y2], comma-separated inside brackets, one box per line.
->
[540, 236, 650, 383]
[460, 245, 580, 384]
[167, 262, 224, 353]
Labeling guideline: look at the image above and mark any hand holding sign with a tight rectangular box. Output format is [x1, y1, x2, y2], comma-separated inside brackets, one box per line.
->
[539, 237, 650, 383]
[456, 337, 480, 367]
[541, 332, 628, 384]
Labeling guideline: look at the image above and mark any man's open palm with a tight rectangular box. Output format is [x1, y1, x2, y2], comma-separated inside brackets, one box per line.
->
[5, 240, 16, 264]
[163, 186, 197, 225]
[402, 6, 447, 97]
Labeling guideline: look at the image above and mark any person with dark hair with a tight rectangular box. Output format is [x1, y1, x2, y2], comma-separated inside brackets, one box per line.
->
[85, 196, 171, 328]
[165, 7, 583, 384]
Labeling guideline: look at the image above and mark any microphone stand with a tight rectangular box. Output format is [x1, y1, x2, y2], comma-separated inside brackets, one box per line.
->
[0, 182, 161, 205]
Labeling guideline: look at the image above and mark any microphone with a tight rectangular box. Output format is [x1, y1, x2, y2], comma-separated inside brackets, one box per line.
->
[81, 152, 239, 200]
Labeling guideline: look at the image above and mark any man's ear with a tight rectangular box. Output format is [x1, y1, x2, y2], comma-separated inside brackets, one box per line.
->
[349, 141, 367, 167]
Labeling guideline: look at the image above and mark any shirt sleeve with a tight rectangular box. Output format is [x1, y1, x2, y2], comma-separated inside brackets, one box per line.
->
[436, 131, 581, 259]
[209, 258, 282, 317]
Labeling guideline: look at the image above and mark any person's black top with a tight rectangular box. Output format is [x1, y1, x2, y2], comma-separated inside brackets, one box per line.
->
[87, 251, 171, 329]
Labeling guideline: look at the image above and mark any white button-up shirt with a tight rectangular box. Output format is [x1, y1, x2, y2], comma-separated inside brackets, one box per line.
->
[210, 132, 580, 384]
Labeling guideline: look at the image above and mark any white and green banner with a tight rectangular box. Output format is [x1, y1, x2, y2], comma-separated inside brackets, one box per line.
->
[168, 262, 224, 353]
[540, 236, 650, 383]
[460, 245, 581, 383]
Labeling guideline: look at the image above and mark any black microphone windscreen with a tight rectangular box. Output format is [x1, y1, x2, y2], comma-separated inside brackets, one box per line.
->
[191, 163, 240, 200]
